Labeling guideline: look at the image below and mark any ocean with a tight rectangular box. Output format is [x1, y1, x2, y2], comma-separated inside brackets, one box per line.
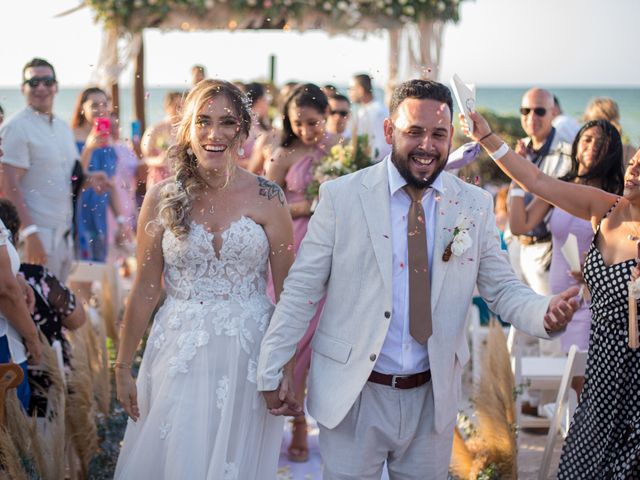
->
[1, 86, 639, 145]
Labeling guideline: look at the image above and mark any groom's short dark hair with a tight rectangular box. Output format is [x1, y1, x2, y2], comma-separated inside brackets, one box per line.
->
[389, 79, 453, 118]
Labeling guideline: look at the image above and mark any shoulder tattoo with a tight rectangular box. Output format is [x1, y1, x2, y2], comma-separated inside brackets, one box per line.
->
[257, 177, 285, 206]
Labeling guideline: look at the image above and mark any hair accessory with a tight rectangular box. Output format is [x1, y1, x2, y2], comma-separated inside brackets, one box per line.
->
[186, 147, 193, 156]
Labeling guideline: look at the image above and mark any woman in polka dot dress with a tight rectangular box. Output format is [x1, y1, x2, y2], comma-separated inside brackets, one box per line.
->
[461, 109, 640, 477]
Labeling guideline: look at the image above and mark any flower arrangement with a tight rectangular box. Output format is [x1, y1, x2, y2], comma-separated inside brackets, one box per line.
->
[442, 215, 473, 261]
[307, 134, 371, 199]
[87, 0, 465, 31]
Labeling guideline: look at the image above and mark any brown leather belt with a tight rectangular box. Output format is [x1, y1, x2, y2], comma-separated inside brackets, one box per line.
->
[518, 234, 551, 246]
[368, 370, 431, 389]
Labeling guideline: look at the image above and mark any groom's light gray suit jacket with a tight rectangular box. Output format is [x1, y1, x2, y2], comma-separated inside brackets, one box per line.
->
[257, 158, 551, 433]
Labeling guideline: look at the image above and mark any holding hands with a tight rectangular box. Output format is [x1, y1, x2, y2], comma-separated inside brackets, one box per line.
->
[262, 358, 303, 417]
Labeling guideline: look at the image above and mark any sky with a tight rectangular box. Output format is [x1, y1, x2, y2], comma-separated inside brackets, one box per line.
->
[0, 0, 638, 88]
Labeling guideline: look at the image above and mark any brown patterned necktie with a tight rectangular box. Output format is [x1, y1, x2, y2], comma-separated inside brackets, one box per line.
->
[405, 187, 432, 345]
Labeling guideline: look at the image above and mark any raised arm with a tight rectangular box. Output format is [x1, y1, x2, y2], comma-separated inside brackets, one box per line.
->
[115, 182, 165, 420]
[461, 111, 616, 223]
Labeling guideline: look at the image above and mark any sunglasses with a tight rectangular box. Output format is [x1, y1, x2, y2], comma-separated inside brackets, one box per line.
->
[519, 107, 547, 117]
[330, 110, 349, 118]
[23, 76, 56, 88]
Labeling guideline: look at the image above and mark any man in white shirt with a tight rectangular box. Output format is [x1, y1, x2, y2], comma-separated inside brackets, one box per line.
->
[349, 73, 391, 163]
[258, 79, 579, 479]
[0, 58, 108, 281]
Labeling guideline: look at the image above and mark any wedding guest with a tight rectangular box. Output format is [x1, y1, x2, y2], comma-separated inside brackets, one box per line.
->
[265, 83, 338, 462]
[349, 73, 390, 162]
[114, 79, 296, 478]
[583, 97, 637, 162]
[514, 87, 572, 296]
[107, 112, 141, 256]
[462, 108, 640, 478]
[70, 87, 132, 263]
[258, 79, 579, 479]
[239, 82, 271, 169]
[0, 58, 109, 282]
[0, 198, 85, 417]
[0, 103, 4, 126]
[141, 91, 183, 189]
[326, 93, 352, 142]
[509, 119, 624, 353]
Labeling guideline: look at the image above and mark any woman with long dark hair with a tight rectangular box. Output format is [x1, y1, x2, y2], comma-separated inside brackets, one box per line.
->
[462, 109, 640, 478]
[70, 87, 131, 262]
[509, 120, 624, 353]
[265, 83, 338, 462]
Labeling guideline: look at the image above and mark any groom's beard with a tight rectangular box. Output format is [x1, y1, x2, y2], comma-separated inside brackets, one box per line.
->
[390, 145, 450, 190]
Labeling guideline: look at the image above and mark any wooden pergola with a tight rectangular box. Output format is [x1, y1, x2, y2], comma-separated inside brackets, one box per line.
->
[80, 0, 466, 134]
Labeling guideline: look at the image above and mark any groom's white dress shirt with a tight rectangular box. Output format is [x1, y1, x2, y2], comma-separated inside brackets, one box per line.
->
[375, 159, 443, 375]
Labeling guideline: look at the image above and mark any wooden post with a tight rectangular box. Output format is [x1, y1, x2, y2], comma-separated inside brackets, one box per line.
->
[133, 35, 146, 137]
[110, 83, 120, 119]
[269, 54, 276, 85]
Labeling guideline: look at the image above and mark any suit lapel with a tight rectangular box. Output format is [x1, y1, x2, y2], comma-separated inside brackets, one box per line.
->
[430, 173, 461, 313]
[359, 161, 392, 294]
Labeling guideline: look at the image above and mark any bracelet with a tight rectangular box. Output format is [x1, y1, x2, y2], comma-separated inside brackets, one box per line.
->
[478, 131, 493, 143]
[510, 188, 526, 198]
[19, 224, 39, 243]
[112, 361, 132, 370]
[489, 142, 509, 161]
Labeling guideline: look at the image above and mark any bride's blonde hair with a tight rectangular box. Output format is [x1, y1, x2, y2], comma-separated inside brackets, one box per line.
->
[157, 80, 251, 237]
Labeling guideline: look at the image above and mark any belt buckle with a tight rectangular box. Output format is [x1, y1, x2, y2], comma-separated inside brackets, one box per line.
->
[391, 375, 409, 388]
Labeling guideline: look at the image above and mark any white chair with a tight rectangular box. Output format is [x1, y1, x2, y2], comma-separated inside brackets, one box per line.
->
[538, 345, 588, 480]
[508, 326, 568, 429]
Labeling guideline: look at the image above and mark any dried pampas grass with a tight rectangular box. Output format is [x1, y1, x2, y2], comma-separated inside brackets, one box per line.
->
[450, 320, 518, 480]
[66, 321, 99, 478]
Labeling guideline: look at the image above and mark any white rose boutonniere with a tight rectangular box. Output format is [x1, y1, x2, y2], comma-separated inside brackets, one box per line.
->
[443, 215, 473, 261]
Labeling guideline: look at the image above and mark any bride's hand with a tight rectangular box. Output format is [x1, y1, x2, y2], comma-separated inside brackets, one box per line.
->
[116, 368, 140, 421]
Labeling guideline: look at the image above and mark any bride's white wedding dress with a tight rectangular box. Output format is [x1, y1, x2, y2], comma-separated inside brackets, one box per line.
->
[115, 216, 283, 479]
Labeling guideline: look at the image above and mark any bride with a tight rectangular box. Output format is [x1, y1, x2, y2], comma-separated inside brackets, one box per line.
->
[114, 80, 296, 479]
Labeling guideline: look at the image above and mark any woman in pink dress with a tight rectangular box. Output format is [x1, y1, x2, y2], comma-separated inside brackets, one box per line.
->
[509, 119, 624, 352]
[266, 83, 337, 462]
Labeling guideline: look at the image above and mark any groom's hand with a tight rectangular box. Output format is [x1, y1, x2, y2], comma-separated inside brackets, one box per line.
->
[544, 286, 581, 333]
[262, 361, 304, 417]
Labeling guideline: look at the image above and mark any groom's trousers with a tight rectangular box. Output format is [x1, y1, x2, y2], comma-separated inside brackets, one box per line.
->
[318, 380, 455, 480]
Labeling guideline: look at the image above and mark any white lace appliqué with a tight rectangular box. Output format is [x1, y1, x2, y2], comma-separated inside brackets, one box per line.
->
[223, 462, 239, 480]
[159, 421, 171, 440]
[216, 376, 230, 409]
[158, 217, 274, 376]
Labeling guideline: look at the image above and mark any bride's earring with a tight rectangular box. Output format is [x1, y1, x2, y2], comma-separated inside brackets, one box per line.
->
[237, 146, 245, 157]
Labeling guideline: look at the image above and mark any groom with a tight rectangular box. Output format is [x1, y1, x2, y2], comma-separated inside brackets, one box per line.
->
[257, 79, 578, 479]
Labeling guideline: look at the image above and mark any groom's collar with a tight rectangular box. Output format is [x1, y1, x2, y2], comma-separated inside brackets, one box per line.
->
[386, 155, 445, 199]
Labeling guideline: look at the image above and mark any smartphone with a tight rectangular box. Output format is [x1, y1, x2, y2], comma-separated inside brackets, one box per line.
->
[95, 117, 111, 137]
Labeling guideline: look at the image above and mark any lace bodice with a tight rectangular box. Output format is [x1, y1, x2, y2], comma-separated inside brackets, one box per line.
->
[162, 216, 270, 303]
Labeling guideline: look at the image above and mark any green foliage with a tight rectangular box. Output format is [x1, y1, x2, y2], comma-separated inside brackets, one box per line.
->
[87, 0, 466, 31]
[455, 108, 526, 187]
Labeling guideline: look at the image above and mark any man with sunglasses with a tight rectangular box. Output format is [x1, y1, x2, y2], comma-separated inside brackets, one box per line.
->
[512, 88, 572, 297]
[326, 93, 352, 141]
[0, 58, 109, 282]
